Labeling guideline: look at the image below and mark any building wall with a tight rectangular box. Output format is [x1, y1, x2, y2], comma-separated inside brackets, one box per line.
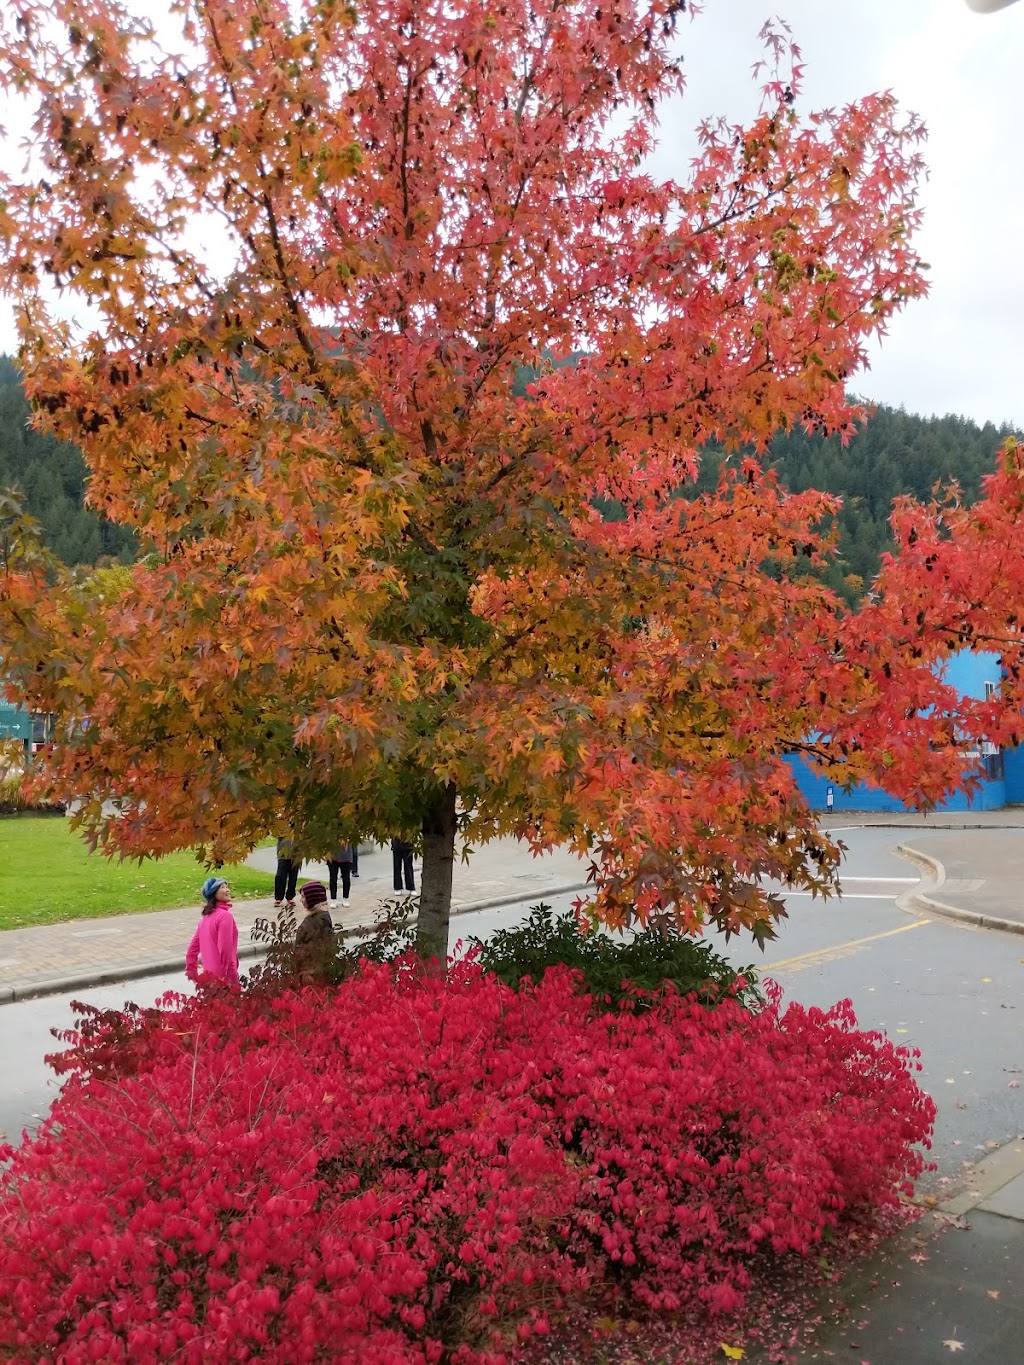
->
[786, 754, 1006, 813]
[1003, 745, 1024, 803]
[789, 648, 1009, 813]
[940, 649, 1001, 701]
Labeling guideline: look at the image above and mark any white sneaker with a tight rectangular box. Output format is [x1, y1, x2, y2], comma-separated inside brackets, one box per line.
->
[342, 896, 350, 905]
[329, 899, 337, 908]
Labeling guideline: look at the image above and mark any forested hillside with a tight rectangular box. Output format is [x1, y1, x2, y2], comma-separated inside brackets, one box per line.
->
[692, 403, 1011, 601]
[0, 355, 135, 565]
[0, 353, 1011, 586]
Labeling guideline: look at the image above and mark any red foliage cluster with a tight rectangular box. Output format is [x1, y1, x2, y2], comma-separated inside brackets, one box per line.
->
[0, 964, 934, 1363]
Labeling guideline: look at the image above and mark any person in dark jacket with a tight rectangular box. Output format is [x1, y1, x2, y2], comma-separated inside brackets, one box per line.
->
[326, 842, 355, 907]
[294, 880, 334, 973]
[274, 834, 300, 908]
[391, 837, 415, 892]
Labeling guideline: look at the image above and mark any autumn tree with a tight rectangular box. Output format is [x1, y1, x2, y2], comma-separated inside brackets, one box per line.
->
[3, 0, 1024, 957]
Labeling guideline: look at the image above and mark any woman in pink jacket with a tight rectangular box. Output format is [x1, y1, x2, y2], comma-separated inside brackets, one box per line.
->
[185, 876, 240, 985]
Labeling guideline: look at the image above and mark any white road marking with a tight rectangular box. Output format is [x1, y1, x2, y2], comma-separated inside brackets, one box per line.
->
[782, 893, 900, 900]
[841, 876, 918, 883]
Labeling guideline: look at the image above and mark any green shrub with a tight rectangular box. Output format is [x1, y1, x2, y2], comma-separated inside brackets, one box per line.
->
[0, 772, 65, 816]
[0, 774, 24, 813]
[469, 903, 763, 1012]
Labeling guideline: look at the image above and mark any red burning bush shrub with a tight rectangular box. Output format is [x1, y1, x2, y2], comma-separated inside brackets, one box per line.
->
[0, 961, 934, 1363]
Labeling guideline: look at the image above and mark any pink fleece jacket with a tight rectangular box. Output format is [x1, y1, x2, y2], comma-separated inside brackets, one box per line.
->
[185, 903, 240, 984]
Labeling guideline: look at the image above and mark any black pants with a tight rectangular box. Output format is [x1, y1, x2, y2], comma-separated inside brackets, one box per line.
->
[392, 845, 415, 891]
[327, 860, 352, 900]
[274, 859, 299, 903]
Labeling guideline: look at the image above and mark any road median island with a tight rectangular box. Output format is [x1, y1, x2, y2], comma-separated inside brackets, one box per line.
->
[895, 839, 1024, 936]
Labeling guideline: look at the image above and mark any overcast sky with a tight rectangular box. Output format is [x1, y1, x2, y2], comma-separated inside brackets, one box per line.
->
[0, 1, 1019, 429]
[668, 1, 1023, 428]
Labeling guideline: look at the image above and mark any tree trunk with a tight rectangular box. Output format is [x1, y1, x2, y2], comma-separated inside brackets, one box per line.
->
[417, 781, 457, 962]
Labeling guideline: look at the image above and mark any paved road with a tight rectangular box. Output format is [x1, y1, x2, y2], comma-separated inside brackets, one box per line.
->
[721, 826, 1023, 1191]
[752, 896, 1023, 1191]
[0, 969, 188, 1148]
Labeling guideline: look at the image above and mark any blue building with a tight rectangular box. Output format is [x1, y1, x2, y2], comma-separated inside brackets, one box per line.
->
[1003, 737, 1024, 803]
[788, 649, 1012, 813]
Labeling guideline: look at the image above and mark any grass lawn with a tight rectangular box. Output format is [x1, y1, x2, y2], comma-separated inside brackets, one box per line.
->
[0, 816, 275, 930]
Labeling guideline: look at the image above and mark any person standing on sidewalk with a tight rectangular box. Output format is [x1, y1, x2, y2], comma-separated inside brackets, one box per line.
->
[185, 877, 240, 985]
[391, 837, 415, 893]
[274, 834, 300, 908]
[326, 842, 355, 908]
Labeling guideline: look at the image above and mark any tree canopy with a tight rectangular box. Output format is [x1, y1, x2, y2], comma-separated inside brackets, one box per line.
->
[1, 347, 1009, 603]
[690, 403, 1012, 602]
[3, 0, 1024, 955]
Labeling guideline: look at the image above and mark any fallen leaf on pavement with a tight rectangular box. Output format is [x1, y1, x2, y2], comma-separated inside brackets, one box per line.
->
[719, 1347, 744, 1361]
[987, 1289, 1000, 1300]
[933, 1211, 970, 1229]
[942, 1341, 965, 1353]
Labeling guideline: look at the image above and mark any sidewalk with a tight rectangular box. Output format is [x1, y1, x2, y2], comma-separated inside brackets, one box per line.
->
[785, 1138, 1024, 1363]
[0, 839, 590, 1004]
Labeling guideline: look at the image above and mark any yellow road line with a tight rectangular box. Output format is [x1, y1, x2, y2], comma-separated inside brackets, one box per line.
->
[764, 920, 928, 973]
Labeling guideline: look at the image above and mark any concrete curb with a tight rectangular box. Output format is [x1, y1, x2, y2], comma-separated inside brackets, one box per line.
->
[937, 1136, 1024, 1217]
[895, 843, 1024, 937]
[0, 881, 591, 1006]
[831, 819, 1024, 829]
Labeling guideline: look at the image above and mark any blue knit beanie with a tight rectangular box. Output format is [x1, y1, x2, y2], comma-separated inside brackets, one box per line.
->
[201, 875, 228, 903]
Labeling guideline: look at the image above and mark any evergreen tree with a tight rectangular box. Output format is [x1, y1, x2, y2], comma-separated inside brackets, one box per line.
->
[0, 355, 135, 566]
